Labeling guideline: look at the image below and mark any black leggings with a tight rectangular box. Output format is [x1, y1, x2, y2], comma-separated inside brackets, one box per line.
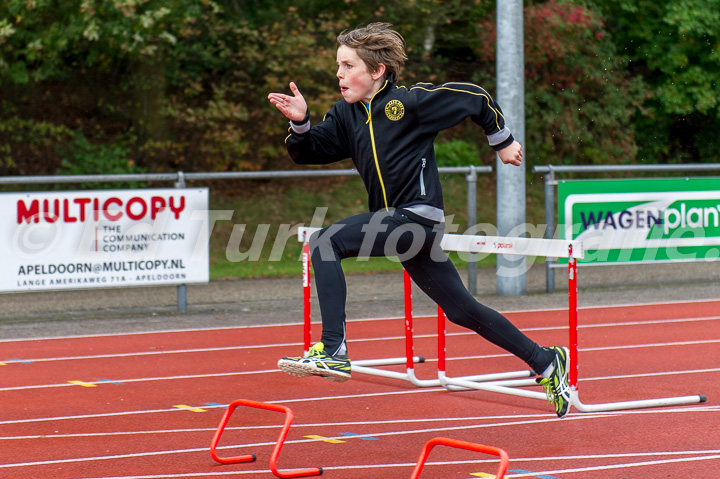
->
[309, 209, 554, 374]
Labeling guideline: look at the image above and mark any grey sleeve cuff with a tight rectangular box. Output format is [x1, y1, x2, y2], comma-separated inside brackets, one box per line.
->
[487, 127, 512, 147]
[291, 111, 311, 134]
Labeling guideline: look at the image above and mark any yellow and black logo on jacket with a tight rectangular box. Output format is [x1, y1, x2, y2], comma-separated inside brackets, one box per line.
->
[384, 100, 405, 121]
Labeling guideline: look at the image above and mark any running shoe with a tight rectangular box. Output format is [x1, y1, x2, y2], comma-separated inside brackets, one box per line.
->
[277, 342, 351, 382]
[537, 346, 571, 417]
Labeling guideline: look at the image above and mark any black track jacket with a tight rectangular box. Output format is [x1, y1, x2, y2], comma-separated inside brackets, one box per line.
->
[284, 77, 515, 213]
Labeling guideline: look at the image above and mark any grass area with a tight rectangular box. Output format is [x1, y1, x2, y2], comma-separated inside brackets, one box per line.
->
[207, 172, 547, 279]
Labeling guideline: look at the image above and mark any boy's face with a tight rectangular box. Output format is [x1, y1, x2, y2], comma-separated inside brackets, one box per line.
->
[336, 45, 385, 104]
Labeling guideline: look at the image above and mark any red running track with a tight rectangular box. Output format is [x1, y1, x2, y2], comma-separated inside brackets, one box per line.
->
[0, 300, 719, 478]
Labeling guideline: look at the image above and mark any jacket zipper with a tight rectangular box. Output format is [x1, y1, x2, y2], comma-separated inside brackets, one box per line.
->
[365, 81, 390, 210]
[420, 158, 427, 196]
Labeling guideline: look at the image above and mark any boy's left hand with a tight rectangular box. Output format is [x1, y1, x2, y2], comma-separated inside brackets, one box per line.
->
[268, 82, 308, 122]
[497, 141, 523, 167]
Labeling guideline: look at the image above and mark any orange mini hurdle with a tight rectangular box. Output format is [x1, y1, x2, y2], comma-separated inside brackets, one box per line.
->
[210, 398, 323, 478]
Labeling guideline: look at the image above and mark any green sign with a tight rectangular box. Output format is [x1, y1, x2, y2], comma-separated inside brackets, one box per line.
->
[558, 177, 720, 264]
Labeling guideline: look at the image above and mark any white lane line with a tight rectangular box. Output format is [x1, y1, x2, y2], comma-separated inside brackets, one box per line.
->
[1, 348, 718, 394]
[0, 413, 563, 440]
[79, 472, 278, 478]
[66, 450, 720, 479]
[504, 453, 720, 477]
[2, 408, 718, 473]
[3, 337, 719, 395]
[0, 298, 717, 345]
[0, 368, 278, 393]
[3, 341, 300, 364]
[0, 388, 447, 425]
[1, 367, 714, 430]
[583, 338, 720, 351]
[3, 315, 718, 366]
[3, 405, 719, 441]
[0, 313, 415, 345]
[0, 413, 621, 470]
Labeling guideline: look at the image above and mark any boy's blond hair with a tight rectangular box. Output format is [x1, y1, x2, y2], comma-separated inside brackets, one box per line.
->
[336, 23, 408, 80]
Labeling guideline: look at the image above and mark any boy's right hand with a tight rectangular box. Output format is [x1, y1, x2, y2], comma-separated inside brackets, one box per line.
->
[268, 82, 308, 122]
[497, 140, 523, 167]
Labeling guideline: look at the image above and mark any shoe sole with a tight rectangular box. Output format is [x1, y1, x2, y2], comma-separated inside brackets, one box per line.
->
[277, 359, 351, 383]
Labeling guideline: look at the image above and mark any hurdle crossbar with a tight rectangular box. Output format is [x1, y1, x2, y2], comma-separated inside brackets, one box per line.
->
[297, 226, 706, 413]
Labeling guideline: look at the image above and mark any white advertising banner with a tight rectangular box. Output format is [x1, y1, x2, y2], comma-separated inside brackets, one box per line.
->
[2, 188, 210, 292]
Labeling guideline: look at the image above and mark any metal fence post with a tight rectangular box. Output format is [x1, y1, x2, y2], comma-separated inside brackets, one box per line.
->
[466, 166, 478, 294]
[544, 166, 556, 293]
[496, 0, 527, 296]
[175, 171, 188, 313]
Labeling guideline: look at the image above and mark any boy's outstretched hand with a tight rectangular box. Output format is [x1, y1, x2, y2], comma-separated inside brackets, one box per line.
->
[268, 82, 308, 122]
[497, 141, 523, 167]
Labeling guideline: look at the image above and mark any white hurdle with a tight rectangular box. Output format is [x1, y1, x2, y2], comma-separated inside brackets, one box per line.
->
[297, 226, 706, 413]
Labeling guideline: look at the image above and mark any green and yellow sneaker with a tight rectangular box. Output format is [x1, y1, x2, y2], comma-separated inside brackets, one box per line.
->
[537, 346, 571, 418]
[277, 342, 351, 382]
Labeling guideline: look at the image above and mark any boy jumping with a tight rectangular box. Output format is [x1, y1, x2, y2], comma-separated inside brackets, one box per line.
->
[268, 23, 571, 417]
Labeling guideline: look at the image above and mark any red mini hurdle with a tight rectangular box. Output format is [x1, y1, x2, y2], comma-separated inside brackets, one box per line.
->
[410, 437, 509, 479]
[210, 399, 323, 478]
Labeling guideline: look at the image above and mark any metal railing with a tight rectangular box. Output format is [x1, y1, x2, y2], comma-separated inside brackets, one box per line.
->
[1, 165, 493, 311]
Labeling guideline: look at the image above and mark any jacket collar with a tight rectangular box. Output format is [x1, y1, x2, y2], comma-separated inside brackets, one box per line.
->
[364, 73, 395, 108]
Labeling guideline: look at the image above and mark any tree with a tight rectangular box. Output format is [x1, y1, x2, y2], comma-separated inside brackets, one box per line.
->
[4, 0, 715, 177]
[0, 0, 225, 175]
[471, 1, 643, 166]
[592, 0, 720, 163]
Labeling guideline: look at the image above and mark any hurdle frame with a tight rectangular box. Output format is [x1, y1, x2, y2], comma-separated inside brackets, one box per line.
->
[210, 398, 323, 478]
[410, 437, 509, 479]
[297, 226, 706, 413]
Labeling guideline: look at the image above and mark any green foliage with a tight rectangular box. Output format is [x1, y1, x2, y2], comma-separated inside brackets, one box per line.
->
[56, 131, 146, 189]
[473, 1, 642, 166]
[0, 0, 227, 174]
[592, 0, 720, 163]
[207, 174, 499, 279]
[160, 10, 344, 172]
[0, 110, 72, 174]
[1, 0, 214, 81]
[1, 0, 719, 178]
[434, 139, 481, 167]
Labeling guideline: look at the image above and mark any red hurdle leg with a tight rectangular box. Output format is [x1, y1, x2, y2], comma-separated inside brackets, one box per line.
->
[403, 269, 415, 369]
[437, 306, 446, 374]
[210, 399, 256, 465]
[568, 245, 579, 389]
[302, 242, 312, 354]
[210, 399, 323, 478]
[410, 437, 509, 479]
